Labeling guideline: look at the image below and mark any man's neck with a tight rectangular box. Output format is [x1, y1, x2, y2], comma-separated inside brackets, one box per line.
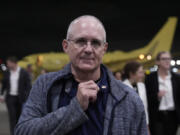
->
[158, 68, 169, 79]
[11, 65, 18, 72]
[71, 66, 101, 82]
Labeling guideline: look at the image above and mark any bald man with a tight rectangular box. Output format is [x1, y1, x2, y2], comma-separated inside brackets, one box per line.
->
[15, 15, 147, 135]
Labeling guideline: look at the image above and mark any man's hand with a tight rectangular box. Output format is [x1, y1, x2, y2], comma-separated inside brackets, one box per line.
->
[76, 80, 99, 111]
[158, 90, 166, 99]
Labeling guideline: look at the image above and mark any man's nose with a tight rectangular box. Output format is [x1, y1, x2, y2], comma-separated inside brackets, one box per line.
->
[84, 41, 93, 52]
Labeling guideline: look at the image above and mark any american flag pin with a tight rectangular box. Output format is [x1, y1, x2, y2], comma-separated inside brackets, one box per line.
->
[101, 85, 107, 89]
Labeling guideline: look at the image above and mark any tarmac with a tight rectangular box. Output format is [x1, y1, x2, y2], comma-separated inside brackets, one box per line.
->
[0, 102, 10, 135]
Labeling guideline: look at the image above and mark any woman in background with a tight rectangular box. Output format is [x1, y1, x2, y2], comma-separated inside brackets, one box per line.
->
[122, 61, 150, 135]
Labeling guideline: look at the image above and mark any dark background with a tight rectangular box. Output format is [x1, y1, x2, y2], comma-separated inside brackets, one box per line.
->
[0, 1, 180, 62]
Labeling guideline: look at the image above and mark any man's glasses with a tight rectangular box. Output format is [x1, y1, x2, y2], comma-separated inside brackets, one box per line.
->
[160, 57, 171, 61]
[67, 38, 105, 49]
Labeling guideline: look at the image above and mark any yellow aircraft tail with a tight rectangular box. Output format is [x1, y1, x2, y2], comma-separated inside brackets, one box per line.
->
[18, 17, 178, 75]
[103, 17, 178, 71]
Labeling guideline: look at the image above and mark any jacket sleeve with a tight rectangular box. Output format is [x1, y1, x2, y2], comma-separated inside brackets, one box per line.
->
[15, 75, 88, 135]
[23, 70, 32, 102]
[137, 108, 148, 135]
[132, 95, 148, 135]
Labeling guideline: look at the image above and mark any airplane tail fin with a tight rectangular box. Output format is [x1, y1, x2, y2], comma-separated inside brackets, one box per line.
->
[103, 17, 178, 71]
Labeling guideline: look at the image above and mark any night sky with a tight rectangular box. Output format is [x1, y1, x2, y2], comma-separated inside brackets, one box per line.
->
[0, 1, 180, 62]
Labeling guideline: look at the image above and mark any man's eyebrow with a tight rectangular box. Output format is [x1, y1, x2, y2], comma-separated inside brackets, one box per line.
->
[75, 37, 101, 40]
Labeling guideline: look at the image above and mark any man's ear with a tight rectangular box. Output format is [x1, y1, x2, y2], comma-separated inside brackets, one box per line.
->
[103, 42, 108, 55]
[62, 39, 69, 53]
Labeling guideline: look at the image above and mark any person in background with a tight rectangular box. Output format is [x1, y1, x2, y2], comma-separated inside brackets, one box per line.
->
[113, 71, 122, 80]
[15, 15, 147, 135]
[145, 51, 180, 135]
[0, 56, 31, 135]
[122, 61, 150, 134]
[26, 64, 34, 83]
[40, 68, 47, 75]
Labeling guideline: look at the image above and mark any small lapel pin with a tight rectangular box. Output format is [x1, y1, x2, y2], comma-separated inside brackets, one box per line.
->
[101, 85, 107, 89]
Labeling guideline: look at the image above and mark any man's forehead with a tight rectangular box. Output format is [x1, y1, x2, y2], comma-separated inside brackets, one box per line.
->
[161, 53, 171, 58]
[72, 18, 104, 31]
[66, 16, 106, 41]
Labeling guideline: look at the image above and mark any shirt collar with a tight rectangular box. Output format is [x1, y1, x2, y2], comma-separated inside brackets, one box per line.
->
[45, 63, 127, 103]
[158, 71, 171, 81]
[10, 66, 21, 73]
[97, 65, 109, 93]
[166, 71, 171, 79]
[67, 65, 109, 97]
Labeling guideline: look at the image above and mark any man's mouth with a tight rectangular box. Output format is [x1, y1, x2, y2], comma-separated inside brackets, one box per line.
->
[80, 57, 94, 60]
[80, 57, 94, 63]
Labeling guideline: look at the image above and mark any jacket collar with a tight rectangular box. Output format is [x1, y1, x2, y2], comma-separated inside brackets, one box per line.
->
[48, 63, 127, 102]
[106, 69, 127, 102]
[123, 79, 133, 88]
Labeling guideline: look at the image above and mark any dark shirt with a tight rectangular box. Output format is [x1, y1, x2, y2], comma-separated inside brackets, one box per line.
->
[58, 66, 109, 135]
[132, 83, 139, 94]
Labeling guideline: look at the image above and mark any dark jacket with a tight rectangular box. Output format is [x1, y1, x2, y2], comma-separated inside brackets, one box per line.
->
[1, 68, 32, 103]
[145, 71, 180, 125]
[15, 64, 148, 135]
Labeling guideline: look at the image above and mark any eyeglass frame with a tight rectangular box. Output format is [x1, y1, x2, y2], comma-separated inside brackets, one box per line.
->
[66, 37, 106, 49]
[159, 57, 172, 61]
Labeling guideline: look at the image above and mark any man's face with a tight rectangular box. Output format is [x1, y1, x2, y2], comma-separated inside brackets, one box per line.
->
[63, 19, 108, 72]
[157, 53, 171, 70]
[6, 60, 17, 70]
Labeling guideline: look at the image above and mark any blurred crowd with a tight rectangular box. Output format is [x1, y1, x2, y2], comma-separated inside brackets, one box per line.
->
[0, 51, 180, 135]
[114, 51, 180, 135]
[0, 56, 47, 135]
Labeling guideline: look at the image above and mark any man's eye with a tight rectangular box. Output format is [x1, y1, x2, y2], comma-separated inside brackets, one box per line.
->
[76, 39, 87, 45]
[91, 40, 101, 46]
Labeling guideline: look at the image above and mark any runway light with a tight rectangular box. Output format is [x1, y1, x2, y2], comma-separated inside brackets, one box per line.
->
[146, 54, 152, 60]
[139, 54, 145, 60]
[171, 60, 176, 66]
[154, 65, 158, 70]
[1, 64, 7, 71]
[176, 60, 180, 65]
[149, 65, 158, 72]
[172, 67, 178, 72]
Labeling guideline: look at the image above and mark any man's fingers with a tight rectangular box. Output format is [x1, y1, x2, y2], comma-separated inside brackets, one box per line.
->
[88, 90, 98, 103]
[79, 81, 100, 91]
[86, 84, 99, 91]
[77, 80, 100, 110]
[80, 80, 94, 85]
[158, 90, 167, 98]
